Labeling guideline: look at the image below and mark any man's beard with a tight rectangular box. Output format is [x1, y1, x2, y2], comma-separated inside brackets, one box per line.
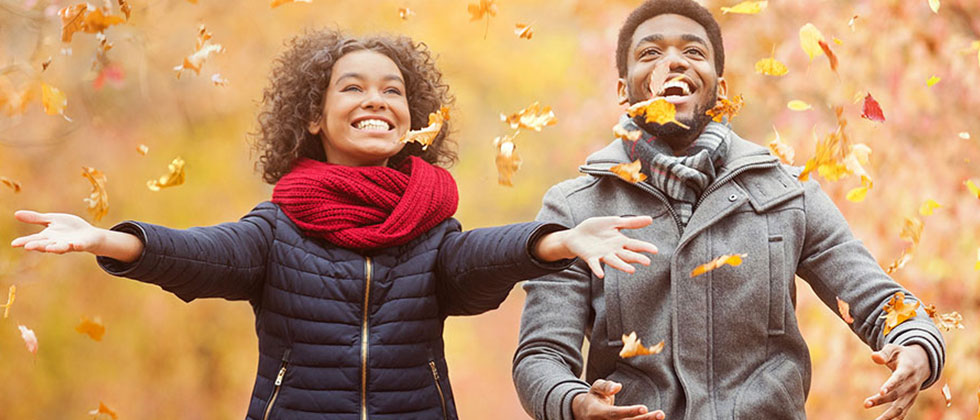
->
[631, 84, 718, 152]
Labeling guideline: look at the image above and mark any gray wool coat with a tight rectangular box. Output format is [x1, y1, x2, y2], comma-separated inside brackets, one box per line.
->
[512, 131, 945, 420]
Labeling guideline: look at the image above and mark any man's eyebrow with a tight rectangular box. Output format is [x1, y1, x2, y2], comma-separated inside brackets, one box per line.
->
[634, 34, 709, 49]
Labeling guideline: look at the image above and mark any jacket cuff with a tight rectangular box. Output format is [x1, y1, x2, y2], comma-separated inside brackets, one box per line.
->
[545, 379, 590, 420]
[883, 319, 945, 389]
[96, 221, 150, 276]
[526, 223, 576, 271]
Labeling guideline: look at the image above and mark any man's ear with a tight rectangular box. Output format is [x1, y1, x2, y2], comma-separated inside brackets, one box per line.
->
[617, 78, 629, 106]
[308, 116, 321, 135]
[716, 77, 728, 101]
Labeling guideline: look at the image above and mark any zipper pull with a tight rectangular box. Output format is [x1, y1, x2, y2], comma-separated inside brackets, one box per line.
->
[275, 366, 286, 386]
[429, 361, 440, 380]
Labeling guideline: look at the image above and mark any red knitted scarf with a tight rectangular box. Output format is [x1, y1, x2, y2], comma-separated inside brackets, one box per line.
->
[271, 156, 458, 250]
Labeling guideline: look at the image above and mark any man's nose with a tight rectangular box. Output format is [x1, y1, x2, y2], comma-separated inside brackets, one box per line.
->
[661, 48, 690, 71]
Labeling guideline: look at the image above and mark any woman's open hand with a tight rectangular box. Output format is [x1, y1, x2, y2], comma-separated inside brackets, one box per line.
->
[11, 210, 103, 254]
[533, 216, 658, 278]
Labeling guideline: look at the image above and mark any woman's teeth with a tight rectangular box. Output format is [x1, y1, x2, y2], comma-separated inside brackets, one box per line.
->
[355, 119, 391, 131]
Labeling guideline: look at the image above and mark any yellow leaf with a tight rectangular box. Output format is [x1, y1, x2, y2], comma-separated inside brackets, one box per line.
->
[82, 166, 109, 222]
[881, 291, 919, 336]
[767, 126, 795, 164]
[1, 176, 22, 193]
[928, 0, 940, 13]
[147, 157, 186, 191]
[627, 98, 689, 129]
[89, 402, 119, 420]
[975, 248, 980, 271]
[885, 247, 913, 274]
[966, 179, 980, 199]
[918, 199, 941, 216]
[755, 57, 788, 76]
[833, 37, 843, 46]
[467, 0, 497, 21]
[398, 7, 415, 20]
[845, 185, 869, 202]
[900, 216, 924, 245]
[619, 331, 664, 358]
[836, 296, 854, 324]
[613, 124, 642, 142]
[137, 144, 149, 156]
[500, 102, 556, 131]
[787, 100, 812, 111]
[799, 23, 826, 61]
[610, 160, 647, 184]
[721, 1, 767, 15]
[515, 23, 533, 40]
[75, 316, 106, 341]
[924, 304, 963, 332]
[691, 254, 746, 278]
[41, 82, 67, 116]
[927, 76, 941, 87]
[401, 107, 449, 150]
[1, 285, 15, 319]
[270, 0, 311, 8]
[493, 132, 522, 186]
[705, 94, 744, 123]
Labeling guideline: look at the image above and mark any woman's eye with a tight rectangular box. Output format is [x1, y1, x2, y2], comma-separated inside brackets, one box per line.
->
[385, 88, 403, 95]
[342, 85, 362, 92]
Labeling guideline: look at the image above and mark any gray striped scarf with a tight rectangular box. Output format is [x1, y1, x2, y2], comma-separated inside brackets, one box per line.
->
[619, 115, 731, 226]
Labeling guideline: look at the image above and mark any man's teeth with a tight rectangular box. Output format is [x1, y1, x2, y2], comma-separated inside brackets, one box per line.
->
[660, 79, 692, 96]
[355, 119, 391, 131]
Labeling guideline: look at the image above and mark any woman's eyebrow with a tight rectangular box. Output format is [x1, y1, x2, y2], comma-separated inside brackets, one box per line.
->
[335, 73, 405, 85]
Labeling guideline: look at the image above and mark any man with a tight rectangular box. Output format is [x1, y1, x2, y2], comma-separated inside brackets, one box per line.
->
[512, 1, 945, 419]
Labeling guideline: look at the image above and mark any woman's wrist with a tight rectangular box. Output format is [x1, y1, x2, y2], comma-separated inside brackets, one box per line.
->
[532, 229, 573, 262]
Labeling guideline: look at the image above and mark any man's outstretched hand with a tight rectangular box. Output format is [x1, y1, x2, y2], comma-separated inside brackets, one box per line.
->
[864, 343, 931, 420]
[572, 379, 665, 420]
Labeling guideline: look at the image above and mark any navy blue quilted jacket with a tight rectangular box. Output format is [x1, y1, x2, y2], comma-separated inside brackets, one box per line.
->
[97, 201, 571, 420]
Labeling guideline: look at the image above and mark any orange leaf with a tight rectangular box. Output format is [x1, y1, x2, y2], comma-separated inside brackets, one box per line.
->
[82, 166, 109, 222]
[1, 176, 22, 193]
[885, 247, 913, 274]
[398, 7, 415, 20]
[613, 124, 642, 142]
[75, 316, 106, 341]
[493, 132, 522, 186]
[619, 331, 664, 358]
[836, 296, 854, 324]
[59, 3, 126, 43]
[401, 107, 449, 150]
[515, 23, 533, 40]
[174, 25, 225, 79]
[610, 160, 647, 184]
[501, 102, 556, 131]
[924, 304, 964, 332]
[137, 144, 149, 155]
[467, 0, 497, 21]
[900, 216, 923, 245]
[721, 1, 767, 14]
[767, 126, 795, 164]
[270, 0, 311, 8]
[691, 254, 746, 277]
[817, 40, 839, 73]
[705, 94, 744, 123]
[18, 324, 37, 355]
[89, 402, 119, 420]
[1, 285, 15, 319]
[881, 292, 919, 336]
[147, 157, 186, 191]
[41, 82, 68, 117]
[627, 98, 689, 129]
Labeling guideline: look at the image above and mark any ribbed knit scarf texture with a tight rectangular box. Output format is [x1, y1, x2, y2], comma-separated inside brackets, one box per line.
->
[620, 115, 731, 226]
[272, 156, 458, 250]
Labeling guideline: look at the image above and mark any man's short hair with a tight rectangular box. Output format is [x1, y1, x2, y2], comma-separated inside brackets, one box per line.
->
[616, 0, 725, 78]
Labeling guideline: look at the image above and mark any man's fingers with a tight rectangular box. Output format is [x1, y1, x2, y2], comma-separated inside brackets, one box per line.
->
[879, 367, 913, 396]
[600, 404, 650, 419]
[871, 344, 901, 368]
[623, 410, 666, 420]
[587, 257, 605, 279]
[872, 396, 914, 420]
[864, 388, 898, 408]
[625, 238, 659, 255]
[13, 210, 50, 226]
[591, 379, 622, 396]
[616, 249, 650, 266]
[615, 215, 653, 230]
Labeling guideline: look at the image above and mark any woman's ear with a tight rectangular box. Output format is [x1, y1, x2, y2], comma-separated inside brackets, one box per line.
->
[308, 116, 322, 135]
[716, 77, 728, 101]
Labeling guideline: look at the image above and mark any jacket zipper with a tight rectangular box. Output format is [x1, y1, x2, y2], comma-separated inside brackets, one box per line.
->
[580, 167, 684, 230]
[263, 349, 291, 420]
[429, 360, 449, 419]
[361, 256, 373, 420]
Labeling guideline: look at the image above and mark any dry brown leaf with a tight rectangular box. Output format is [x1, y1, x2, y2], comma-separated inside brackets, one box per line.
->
[627, 98, 689, 129]
[89, 402, 119, 420]
[493, 132, 522, 186]
[705, 94, 744, 123]
[147, 157, 186, 191]
[174, 25, 225, 79]
[1, 285, 15, 319]
[881, 291, 919, 336]
[885, 248, 913, 274]
[610, 160, 647, 184]
[1, 176, 22, 193]
[501, 102, 557, 131]
[767, 126, 795, 164]
[924, 304, 964, 332]
[398, 7, 415, 20]
[691, 254, 746, 278]
[619, 331, 664, 358]
[941, 383, 951, 407]
[401, 107, 449, 150]
[82, 166, 109, 222]
[75, 316, 106, 341]
[836, 296, 854, 324]
[137, 144, 149, 155]
[613, 124, 642, 142]
[515, 23, 533, 40]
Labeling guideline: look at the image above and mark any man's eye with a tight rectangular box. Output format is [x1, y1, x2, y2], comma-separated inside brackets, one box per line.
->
[686, 49, 705, 57]
[641, 49, 660, 58]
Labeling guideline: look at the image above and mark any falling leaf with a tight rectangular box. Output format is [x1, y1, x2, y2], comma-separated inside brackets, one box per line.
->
[627, 98, 689, 129]
[18, 325, 37, 354]
[721, 0, 767, 14]
[691, 254, 747, 277]
[799, 23, 826, 61]
[900, 216, 924, 244]
[836, 296, 854, 324]
[398, 7, 414, 20]
[82, 166, 109, 222]
[861, 93, 886, 122]
[833, 37, 843, 46]
[975, 248, 980, 271]
[965, 179, 980, 199]
[147, 157, 186, 191]
[76, 316, 106, 341]
[619, 331, 664, 358]
[767, 126, 795, 164]
[500, 102, 557, 131]
[515, 23, 533, 40]
[817, 40, 839, 73]
[211, 73, 228, 87]
[1, 285, 15, 318]
[117, 0, 131, 19]
[755, 46, 788, 76]
[401, 107, 449, 150]
[919, 199, 941, 216]
[41, 57, 52, 71]
[885, 248, 913, 274]
[613, 125, 642, 142]
[174, 25, 225, 79]
[928, 0, 940, 13]
[959, 132, 971, 140]
[270, 0, 311, 8]
[468, 0, 497, 39]
[137, 144, 149, 155]
[881, 291, 919, 336]
[787, 100, 812, 111]
[1, 176, 22, 193]
[705, 94, 744, 123]
[89, 402, 118, 420]
[927, 76, 941, 86]
[59, 3, 126, 44]
[848, 15, 859, 31]
[846, 185, 869, 202]
[924, 304, 964, 332]
[798, 107, 873, 188]
[40, 82, 68, 117]
[493, 131, 521, 186]
[610, 160, 647, 184]
[942, 383, 951, 407]
[93, 63, 125, 90]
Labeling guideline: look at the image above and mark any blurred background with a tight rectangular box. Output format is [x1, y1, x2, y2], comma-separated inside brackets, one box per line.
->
[1, 0, 979, 418]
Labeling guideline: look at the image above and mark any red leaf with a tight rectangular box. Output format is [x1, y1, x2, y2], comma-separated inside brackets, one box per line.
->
[861, 93, 885, 122]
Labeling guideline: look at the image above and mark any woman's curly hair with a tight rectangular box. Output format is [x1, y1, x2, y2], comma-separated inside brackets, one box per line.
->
[252, 28, 457, 184]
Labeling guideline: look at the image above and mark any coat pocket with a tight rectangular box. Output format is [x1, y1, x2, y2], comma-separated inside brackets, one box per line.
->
[429, 360, 449, 420]
[732, 356, 805, 420]
[767, 235, 786, 335]
[605, 362, 662, 411]
[263, 349, 291, 420]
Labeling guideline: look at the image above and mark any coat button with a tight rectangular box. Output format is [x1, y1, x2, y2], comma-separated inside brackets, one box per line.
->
[728, 194, 738, 201]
